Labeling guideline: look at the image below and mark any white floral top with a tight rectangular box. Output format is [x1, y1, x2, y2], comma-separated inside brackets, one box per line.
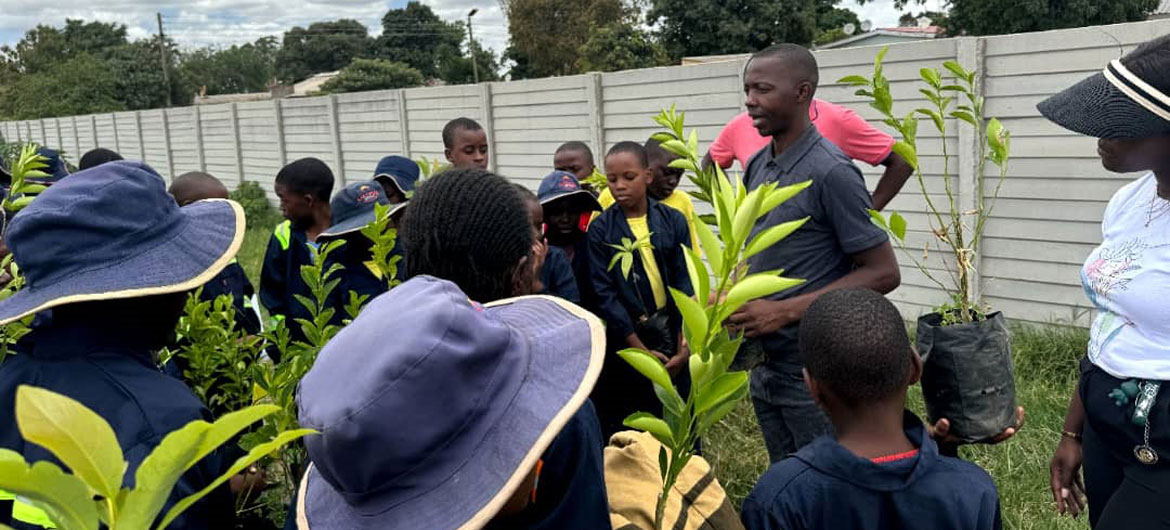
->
[1082, 173, 1170, 379]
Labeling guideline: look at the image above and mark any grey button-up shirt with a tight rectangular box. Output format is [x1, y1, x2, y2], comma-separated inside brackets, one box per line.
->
[744, 125, 889, 366]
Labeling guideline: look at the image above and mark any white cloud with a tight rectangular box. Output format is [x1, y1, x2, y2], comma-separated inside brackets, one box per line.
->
[839, 0, 948, 29]
[0, 0, 512, 56]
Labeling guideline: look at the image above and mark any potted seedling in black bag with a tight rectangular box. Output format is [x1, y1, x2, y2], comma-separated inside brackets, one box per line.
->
[842, 47, 1018, 443]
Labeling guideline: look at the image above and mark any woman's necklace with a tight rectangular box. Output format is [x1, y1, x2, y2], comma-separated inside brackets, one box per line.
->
[1146, 191, 1170, 228]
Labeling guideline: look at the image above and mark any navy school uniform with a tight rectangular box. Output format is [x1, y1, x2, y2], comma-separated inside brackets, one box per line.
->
[259, 220, 317, 347]
[0, 321, 233, 529]
[742, 411, 1002, 530]
[587, 200, 694, 440]
[540, 245, 581, 305]
[199, 260, 261, 336]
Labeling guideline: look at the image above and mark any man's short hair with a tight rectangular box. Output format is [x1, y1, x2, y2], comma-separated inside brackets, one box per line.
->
[442, 117, 484, 149]
[799, 289, 912, 406]
[750, 43, 820, 92]
[275, 157, 334, 202]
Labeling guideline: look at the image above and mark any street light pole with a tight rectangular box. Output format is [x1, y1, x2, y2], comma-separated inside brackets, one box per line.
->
[467, 8, 480, 84]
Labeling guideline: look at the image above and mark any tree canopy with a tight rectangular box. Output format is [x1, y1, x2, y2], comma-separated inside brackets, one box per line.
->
[375, 2, 465, 79]
[647, 0, 818, 59]
[275, 19, 372, 83]
[860, 0, 1157, 35]
[506, 0, 628, 78]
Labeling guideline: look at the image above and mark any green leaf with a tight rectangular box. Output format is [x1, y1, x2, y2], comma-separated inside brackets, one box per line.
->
[854, 89, 874, 98]
[120, 405, 279, 528]
[0, 449, 100, 530]
[15, 385, 126, 502]
[722, 274, 805, 318]
[731, 186, 764, 248]
[889, 212, 908, 242]
[688, 352, 711, 388]
[692, 217, 723, 276]
[874, 46, 889, 78]
[891, 141, 919, 172]
[950, 110, 977, 127]
[919, 67, 941, 88]
[18, 184, 46, 195]
[873, 87, 893, 116]
[868, 209, 890, 232]
[658, 446, 669, 481]
[622, 412, 673, 445]
[607, 252, 623, 272]
[915, 108, 943, 133]
[687, 129, 699, 157]
[836, 75, 870, 86]
[617, 348, 674, 391]
[682, 248, 709, 316]
[697, 392, 743, 435]
[942, 60, 969, 82]
[671, 288, 707, 352]
[155, 428, 316, 530]
[660, 140, 689, 158]
[742, 218, 809, 260]
[758, 179, 812, 217]
[621, 253, 633, 280]
[695, 372, 749, 415]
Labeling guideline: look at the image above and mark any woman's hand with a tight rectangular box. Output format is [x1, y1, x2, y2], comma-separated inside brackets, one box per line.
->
[1050, 435, 1086, 517]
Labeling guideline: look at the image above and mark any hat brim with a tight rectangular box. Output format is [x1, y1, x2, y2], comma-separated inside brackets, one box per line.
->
[374, 174, 414, 195]
[540, 189, 601, 212]
[298, 294, 605, 530]
[1038, 71, 1170, 139]
[319, 202, 408, 239]
[0, 199, 245, 325]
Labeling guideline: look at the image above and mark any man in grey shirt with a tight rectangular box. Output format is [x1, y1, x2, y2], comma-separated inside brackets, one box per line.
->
[727, 44, 901, 463]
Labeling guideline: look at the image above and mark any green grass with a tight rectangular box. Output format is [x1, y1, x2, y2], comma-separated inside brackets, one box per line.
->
[235, 223, 1091, 529]
[705, 324, 1091, 530]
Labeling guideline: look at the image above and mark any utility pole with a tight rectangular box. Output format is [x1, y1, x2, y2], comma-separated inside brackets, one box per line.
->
[467, 8, 480, 84]
[157, 12, 172, 107]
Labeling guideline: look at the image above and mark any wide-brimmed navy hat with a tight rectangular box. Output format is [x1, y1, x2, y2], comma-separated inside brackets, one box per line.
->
[1038, 54, 1170, 139]
[537, 170, 601, 211]
[373, 155, 420, 197]
[26, 147, 70, 185]
[320, 180, 399, 239]
[0, 160, 244, 325]
[295, 275, 604, 529]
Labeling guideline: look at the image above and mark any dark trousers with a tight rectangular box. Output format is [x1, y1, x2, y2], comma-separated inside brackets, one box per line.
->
[750, 361, 831, 463]
[1080, 359, 1170, 529]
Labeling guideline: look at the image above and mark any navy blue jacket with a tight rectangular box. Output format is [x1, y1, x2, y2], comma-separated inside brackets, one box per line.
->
[259, 220, 316, 343]
[199, 261, 261, 336]
[742, 412, 1002, 530]
[0, 321, 233, 529]
[541, 245, 581, 305]
[587, 200, 693, 340]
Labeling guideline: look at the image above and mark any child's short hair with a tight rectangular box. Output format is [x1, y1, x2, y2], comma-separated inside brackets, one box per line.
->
[169, 171, 228, 206]
[555, 141, 594, 163]
[514, 182, 537, 203]
[442, 117, 484, 149]
[275, 157, 334, 202]
[606, 141, 649, 168]
[799, 289, 912, 406]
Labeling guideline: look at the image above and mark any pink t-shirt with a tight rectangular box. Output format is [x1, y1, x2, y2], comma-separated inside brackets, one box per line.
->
[709, 99, 895, 169]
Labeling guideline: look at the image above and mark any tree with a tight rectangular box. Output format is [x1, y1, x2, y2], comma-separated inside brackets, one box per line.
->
[319, 58, 424, 93]
[439, 44, 503, 84]
[178, 37, 279, 96]
[276, 19, 373, 83]
[647, 0, 818, 59]
[814, 0, 861, 45]
[577, 21, 671, 72]
[860, 0, 1156, 36]
[899, 11, 948, 27]
[1, 20, 127, 75]
[375, 2, 465, 80]
[0, 53, 123, 119]
[106, 40, 182, 110]
[506, 0, 628, 77]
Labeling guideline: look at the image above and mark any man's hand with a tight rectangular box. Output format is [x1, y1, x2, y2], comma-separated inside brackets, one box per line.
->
[727, 299, 800, 337]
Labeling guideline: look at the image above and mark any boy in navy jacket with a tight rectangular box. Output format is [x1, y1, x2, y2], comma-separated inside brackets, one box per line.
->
[588, 142, 693, 440]
[742, 289, 1002, 530]
[259, 158, 333, 347]
[169, 171, 262, 336]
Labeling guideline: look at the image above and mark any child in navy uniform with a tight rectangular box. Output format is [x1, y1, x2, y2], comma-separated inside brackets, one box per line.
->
[443, 117, 489, 170]
[538, 170, 601, 310]
[169, 171, 262, 336]
[742, 289, 1002, 530]
[553, 141, 597, 192]
[318, 180, 407, 321]
[259, 158, 333, 346]
[371, 155, 418, 204]
[588, 142, 693, 440]
[515, 183, 579, 304]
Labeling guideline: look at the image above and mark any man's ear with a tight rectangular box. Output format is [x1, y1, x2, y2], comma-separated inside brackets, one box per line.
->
[803, 368, 825, 408]
[444, 147, 454, 163]
[796, 81, 815, 104]
[907, 348, 923, 386]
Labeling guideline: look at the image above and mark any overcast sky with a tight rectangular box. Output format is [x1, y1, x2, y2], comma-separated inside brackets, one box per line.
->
[0, 0, 939, 57]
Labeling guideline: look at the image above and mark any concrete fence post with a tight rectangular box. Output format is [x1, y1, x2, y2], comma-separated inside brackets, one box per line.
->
[326, 95, 346, 186]
[396, 89, 411, 159]
[273, 99, 287, 167]
[586, 72, 605, 157]
[89, 115, 98, 149]
[479, 83, 496, 173]
[134, 111, 146, 166]
[193, 107, 206, 172]
[955, 36, 988, 302]
[160, 110, 175, 179]
[229, 103, 245, 183]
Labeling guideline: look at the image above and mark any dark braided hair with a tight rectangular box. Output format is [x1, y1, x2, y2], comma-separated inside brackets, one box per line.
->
[402, 168, 533, 302]
[800, 289, 912, 407]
